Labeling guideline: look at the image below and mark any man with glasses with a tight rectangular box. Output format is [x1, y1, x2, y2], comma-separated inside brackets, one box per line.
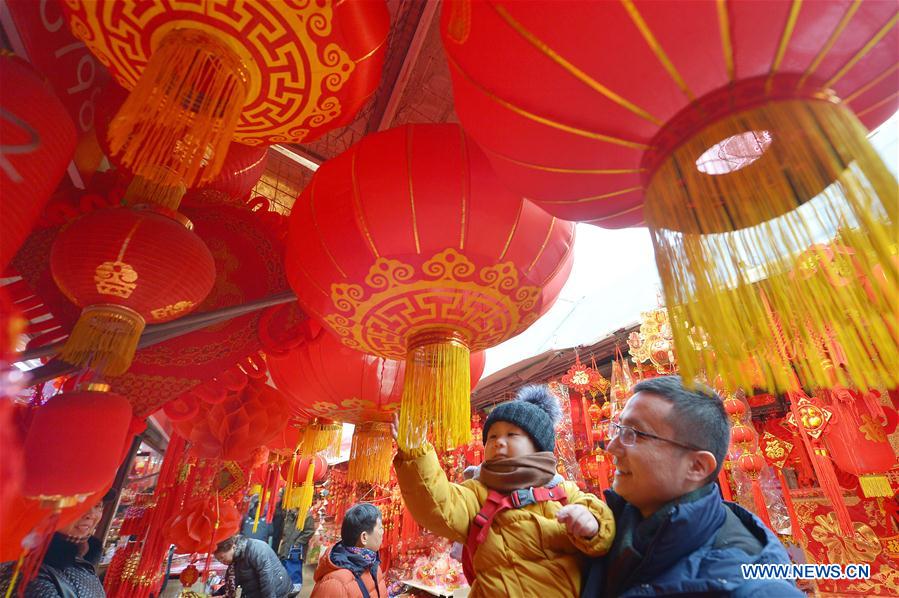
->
[581, 376, 802, 597]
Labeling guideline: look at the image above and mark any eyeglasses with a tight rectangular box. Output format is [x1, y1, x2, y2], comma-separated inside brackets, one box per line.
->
[608, 421, 703, 451]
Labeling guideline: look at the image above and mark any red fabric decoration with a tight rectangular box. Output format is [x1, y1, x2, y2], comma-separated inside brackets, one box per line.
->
[266, 420, 307, 457]
[193, 142, 269, 203]
[268, 325, 487, 424]
[23, 390, 133, 502]
[0, 53, 76, 270]
[286, 123, 574, 449]
[0, 399, 23, 528]
[280, 455, 328, 484]
[440, 0, 898, 224]
[164, 496, 240, 555]
[169, 370, 290, 462]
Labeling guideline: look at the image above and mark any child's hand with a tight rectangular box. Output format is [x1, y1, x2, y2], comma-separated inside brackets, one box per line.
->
[556, 504, 600, 538]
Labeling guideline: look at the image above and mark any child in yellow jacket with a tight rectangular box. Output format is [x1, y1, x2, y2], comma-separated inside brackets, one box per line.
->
[393, 385, 615, 597]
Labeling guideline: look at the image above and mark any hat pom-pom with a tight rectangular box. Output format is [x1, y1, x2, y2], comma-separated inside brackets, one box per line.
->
[515, 385, 561, 426]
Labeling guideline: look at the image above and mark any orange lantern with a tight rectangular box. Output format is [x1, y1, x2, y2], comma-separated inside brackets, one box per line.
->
[49, 206, 216, 376]
[0, 53, 76, 270]
[441, 1, 898, 394]
[286, 124, 574, 450]
[64, 1, 389, 192]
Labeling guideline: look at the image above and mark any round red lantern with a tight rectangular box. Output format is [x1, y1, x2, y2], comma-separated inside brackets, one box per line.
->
[50, 206, 216, 375]
[0, 54, 76, 270]
[23, 388, 133, 505]
[723, 397, 748, 424]
[730, 423, 756, 451]
[65, 1, 389, 191]
[286, 123, 574, 450]
[164, 496, 241, 554]
[280, 455, 328, 485]
[193, 142, 269, 204]
[441, 1, 898, 394]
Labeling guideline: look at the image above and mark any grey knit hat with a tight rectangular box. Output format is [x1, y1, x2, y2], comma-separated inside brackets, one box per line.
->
[482, 385, 561, 452]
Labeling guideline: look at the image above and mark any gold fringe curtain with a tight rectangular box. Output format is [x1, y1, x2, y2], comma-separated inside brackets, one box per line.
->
[347, 422, 393, 485]
[645, 90, 898, 393]
[299, 421, 341, 459]
[59, 304, 145, 376]
[399, 331, 471, 452]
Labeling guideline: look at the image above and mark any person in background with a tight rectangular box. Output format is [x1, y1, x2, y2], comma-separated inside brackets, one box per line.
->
[310, 503, 387, 598]
[275, 508, 315, 594]
[393, 385, 615, 597]
[0, 492, 112, 597]
[581, 376, 803, 597]
[241, 495, 275, 545]
[213, 534, 292, 598]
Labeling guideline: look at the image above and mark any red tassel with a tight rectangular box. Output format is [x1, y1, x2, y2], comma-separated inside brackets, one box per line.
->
[6, 510, 61, 597]
[718, 467, 733, 501]
[749, 479, 773, 530]
[775, 468, 804, 543]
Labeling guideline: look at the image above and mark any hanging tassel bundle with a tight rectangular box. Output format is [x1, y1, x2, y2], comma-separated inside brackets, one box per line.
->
[123, 174, 187, 212]
[58, 305, 145, 377]
[399, 331, 471, 452]
[107, 28, 249, 190]
[645, 76, 898, 394]
[348, 422, 394, 485]
[291, 461, 316, 525]
[299, 420, 342, 459]
[773, 468, 804, 544]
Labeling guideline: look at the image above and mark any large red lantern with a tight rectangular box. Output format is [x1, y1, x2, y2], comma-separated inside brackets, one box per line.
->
[23, 389, 133, 505]
[50, 206, 216, 376]
[0, 54, 76, 270]
[268, 325, 486, 424]
[441, 1, 898, 394]
[286, 124, 574, 450]
[64, 1, 389, 193]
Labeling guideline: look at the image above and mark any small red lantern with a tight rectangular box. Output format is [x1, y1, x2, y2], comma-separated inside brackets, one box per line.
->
[50, 206, 216, 376]
[280, 455, 328, 485]
[23, 389, 133, 506]
[0, 53, 76, 270]
[723, 398, 747, 424]
[730, 423, 756, 450]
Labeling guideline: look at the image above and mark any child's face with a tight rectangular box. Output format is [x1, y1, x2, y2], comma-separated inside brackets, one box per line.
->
[484, 421, 537, 460]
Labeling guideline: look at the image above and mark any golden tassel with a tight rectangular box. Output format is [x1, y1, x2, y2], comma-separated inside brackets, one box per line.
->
[59, 304, 145, 376]
[299, 420, 342, 459]
[348, 422, 393, 485]
[858, 474, 893, 498]
[124, 172, 187, 212]
[107, 28, 248, 190]
[399, 330, 471, 452]
[292, 460, 316, 521]
[644, 80, 898, 393]
[282, 453, 298, 511]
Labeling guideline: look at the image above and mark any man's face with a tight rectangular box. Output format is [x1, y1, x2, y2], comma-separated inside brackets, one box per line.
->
[214, 547, 235, 565]
[607, 392, 696, 517]
[360, 517, 384, 551]
[484, 421, 537, 460]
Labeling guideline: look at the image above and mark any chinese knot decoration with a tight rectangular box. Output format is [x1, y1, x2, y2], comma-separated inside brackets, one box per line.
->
[561, 354, 602, 396]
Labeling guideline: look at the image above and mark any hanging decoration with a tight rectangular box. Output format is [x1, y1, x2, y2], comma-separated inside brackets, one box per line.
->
[0, 53, 76, 271]
[164, 495, 241, 555]
[609, 347, 635, 416]
[286, 123, 574, 451]
[49, 206, 216, 376]
[64, 0, 390, 194]
[348, 422, 394, 485]
[441, 0, 899, 394]
[627, 308, 677, 376]
[560, 353, 602, 396]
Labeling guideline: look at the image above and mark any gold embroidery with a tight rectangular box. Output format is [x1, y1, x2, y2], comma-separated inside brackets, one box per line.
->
[95, 261, 138, 298]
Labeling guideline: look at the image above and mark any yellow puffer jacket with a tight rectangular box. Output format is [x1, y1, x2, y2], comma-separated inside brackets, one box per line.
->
[395, 445, 615, 598]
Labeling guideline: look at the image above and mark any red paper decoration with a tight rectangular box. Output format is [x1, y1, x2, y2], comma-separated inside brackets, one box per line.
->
[164, 496, 241, 554]
[0, 53, 76, 270]
[23, 389, 133, 504]
[286, 123, 574, 449]
[280, 455, 328, 485]
[49, 206, 216, 375]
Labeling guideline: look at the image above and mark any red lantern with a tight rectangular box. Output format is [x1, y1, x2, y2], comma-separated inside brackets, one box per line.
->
[65, 1, 389, 191]
[169, 372, 290, 462]
[737, 451, 773, 530]
[441, 1, 898, 394]
[50, 206, 216, 376]
[268, 325, 486, 424]
[286, 123, 574, 449]
[23, 389, 133, 505]
[280, 455, 328, 485]
[730, 423, 756, 450]
[0, 53, 76, 270]
[193, 142, 269, 204]
[723, 397, 747, 424]
[164, 496, 241, 554]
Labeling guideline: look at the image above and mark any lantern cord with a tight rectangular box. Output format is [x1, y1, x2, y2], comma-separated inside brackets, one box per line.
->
[399, 331, 472, 452]
[107, 28, 248, 190]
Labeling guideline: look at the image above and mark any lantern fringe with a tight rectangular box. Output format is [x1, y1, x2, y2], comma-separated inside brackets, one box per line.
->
[858, 474, 893, 498]
[124, 174, 187, 211]
[107, 28, 248, 190]
[299, 421, 342, 459]
[399, 331, 471, 452]
[59, 304, 145, 376]
[646, 97, 898, 393]
[348, 423, 393, 485]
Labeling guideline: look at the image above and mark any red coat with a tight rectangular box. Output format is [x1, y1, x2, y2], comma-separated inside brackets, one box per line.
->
[310, 544, 388, 598]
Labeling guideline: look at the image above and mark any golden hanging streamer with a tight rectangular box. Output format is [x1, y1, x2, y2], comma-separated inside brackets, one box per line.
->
[289, 461, 316, 518]
[124, 172, 187, 211]
[858, 474, 893, 498]
[59, 304, 145, 376]
[107, 28, 249, 190]
[348, 422, 394, 485]
[399, 331, 471, 452]
[299, 421, 342, 459]
[645, 92, 898, 393]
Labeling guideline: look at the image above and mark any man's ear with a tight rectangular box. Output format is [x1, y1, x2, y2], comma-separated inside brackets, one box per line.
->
[686, 450, 718, 483]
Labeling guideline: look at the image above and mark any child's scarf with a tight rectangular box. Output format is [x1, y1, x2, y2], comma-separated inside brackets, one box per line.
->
[478, 451, 557, 492]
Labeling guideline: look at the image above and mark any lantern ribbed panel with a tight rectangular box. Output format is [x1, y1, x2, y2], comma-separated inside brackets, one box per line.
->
[0, 54, 76, 270]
